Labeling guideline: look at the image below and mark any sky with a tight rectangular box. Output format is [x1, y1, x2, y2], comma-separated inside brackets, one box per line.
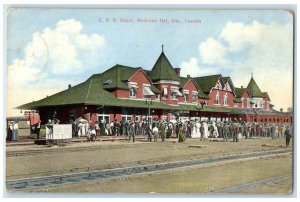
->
[5, 8, 294, 116]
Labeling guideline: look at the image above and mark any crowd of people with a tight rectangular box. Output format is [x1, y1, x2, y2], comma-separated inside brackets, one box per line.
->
[6, 121, 19, 141]
[71, 117, 292, 146]
[7, 115, 291, 147]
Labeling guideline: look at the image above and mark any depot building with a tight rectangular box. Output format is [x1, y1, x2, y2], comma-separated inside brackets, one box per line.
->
[18, 48, 292, 125]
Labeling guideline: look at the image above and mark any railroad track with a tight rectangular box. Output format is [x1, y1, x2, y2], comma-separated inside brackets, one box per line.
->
[6, 148, 292, 191]
[207, 174, 292, 194]
[6, 135, 150, 147]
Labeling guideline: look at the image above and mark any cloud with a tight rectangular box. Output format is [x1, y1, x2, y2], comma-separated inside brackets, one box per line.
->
[180, 20, 293, 111]
[199, 37, 229, 66]
[6, 19, 106, 116]
[180, 57, 222, 78]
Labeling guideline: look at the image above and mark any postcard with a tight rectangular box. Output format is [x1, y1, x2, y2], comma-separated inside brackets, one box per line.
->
[5, 7, 294, 196]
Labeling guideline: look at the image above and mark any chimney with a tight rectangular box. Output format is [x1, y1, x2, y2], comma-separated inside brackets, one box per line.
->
[280, 108, 283, 112]
[174, 68, 181, 77]
[68, 84, 71, 89]
[241, 86, 244, 88]
[187, 74, 191, 78]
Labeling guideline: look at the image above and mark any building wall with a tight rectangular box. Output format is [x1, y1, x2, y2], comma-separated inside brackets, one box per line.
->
[208, 89, 235, 107]
[112, 89, 129, 98]
[179, 79, 199, 104]
[155, 83, 180, 105]
[238, 90, 251, 108]
[129, 69, 153, 99]
[263, 95, 270, 110]
[24, 111, 40, 125]
[245, 114, 292, 123]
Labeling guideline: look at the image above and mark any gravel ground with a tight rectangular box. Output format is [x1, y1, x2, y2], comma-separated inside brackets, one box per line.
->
[6, 138, 292, 180]
[31, 154, 292, 194]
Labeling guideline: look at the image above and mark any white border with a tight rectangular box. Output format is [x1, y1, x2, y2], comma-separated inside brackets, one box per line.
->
[1, 1, 298, 202]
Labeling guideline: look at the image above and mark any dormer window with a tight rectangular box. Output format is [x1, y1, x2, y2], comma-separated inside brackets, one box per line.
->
[128, 82, 138, 98]
[192, 91, 198, 103]
[183, 90, 189, 102]
[171, 87, 182, 100]
[129, 87, 137, 98]
[171, 91, 178, 99]
[103, 79, 112, 85]
[143, 85, 154, 97]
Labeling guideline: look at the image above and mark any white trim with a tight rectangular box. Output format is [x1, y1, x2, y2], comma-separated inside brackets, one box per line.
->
[178, 102, 198, 106]
[183, 90, 189, 94]
[127, 81, 137, 85]
[192, 91, 198, 94]
[154, 80, 180, 85]
[142, 83, 151, 87]
[170, 86, 179, 89]
[118, 97, 161, 103]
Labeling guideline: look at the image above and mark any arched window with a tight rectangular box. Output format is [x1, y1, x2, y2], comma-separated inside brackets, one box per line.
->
[223, 93, 228, 106]
[215, 91, 220, 105]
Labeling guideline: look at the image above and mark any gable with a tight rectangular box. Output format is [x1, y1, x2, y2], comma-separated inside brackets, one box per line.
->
[182, 78, 198, 91]
[193, 74, 222, 93]
[242, 89, 251, 98]
[214, 79, 223, 90]
[224, 82, 232, 92]
[129, 68, 153, 84]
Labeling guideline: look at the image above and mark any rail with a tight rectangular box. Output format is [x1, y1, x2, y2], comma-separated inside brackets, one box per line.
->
[6, 148, 292, 191]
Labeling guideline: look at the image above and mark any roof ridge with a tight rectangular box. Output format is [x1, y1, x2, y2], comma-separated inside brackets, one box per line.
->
[84, 78, 93, 103]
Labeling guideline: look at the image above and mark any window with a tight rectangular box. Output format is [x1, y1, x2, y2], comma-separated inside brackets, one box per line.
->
[267, 101, 269, 110]
[171, 88, 182, 100]
[156, 94, 160, 100]
[98, 108, 110, 125]
[163, 87, 168, 99]
[129, 87, 137, 98]
[215, 91, 220, 105]
[247, 98, 250, 108]
[192, 93, 198, 103]
[171, 90, 178, 100]
[183, 92, 189, 102]
[122, 109, 132, 121]
[223, 93, 228, 106]
[183, 90, 189, 102]
[234, 103, 237, 108]
[241, 98, 244, 108]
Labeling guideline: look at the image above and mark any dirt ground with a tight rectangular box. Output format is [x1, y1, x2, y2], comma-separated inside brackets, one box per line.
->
[32, 154, 292, 194]
[6, 138, 292, 179]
